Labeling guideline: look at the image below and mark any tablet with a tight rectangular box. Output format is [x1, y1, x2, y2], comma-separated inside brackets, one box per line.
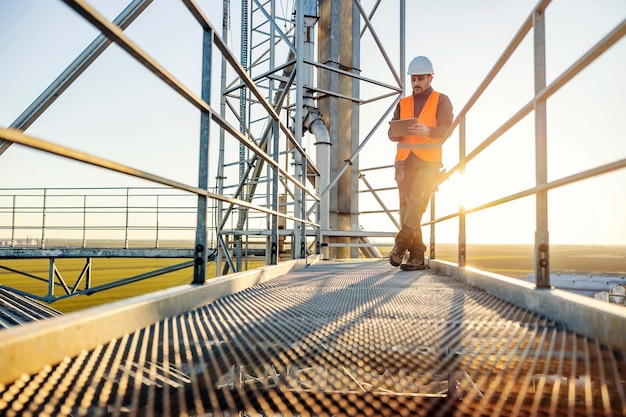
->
[389, 118, 418, 137]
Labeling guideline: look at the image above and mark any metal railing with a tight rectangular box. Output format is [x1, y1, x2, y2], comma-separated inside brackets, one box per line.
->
[359, 1, 625, 288]
[0, 187, 198, 249]
[0, 0, 321, 287]
[0, 2, 625, 413]
[440, 2, 625, 287]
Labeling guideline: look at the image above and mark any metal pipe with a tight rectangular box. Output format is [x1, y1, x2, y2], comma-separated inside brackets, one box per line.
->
[311, 117, 331, 259]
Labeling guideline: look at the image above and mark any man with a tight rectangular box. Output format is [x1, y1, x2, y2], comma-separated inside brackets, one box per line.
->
[388, 55, 453, 271]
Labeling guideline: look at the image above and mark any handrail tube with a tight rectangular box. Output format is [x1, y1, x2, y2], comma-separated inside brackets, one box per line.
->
[0, 0, 152, 156]
[61, 0, 209, 112]
[443, 0, 551, 143]
[445, 99, 534, 181]
[444, 17, 625, 180]
[61, 0, 319, 184]
[426, 158, 626, 226]
[539, 18, 626, 103]
[0, 129, 316, 226]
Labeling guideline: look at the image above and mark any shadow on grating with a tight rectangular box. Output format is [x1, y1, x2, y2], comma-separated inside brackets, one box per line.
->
[1, 260, 625, 416]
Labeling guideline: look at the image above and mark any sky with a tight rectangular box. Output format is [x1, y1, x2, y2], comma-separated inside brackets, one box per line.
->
[0, 0, 625, 246]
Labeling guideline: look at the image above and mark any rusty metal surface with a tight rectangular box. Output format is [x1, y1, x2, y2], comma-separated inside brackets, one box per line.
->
[1, 260, 625, 416]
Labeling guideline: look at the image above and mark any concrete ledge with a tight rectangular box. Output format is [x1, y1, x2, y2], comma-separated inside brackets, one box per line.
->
[0, 255, 320, 385]
[429, 258, 626, 351]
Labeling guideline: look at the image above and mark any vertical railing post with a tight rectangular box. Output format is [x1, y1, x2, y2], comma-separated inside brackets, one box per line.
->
[429, 194, 436, 260]
[155, 195, 160, 248]
[124, 188, 130, 249]
[10, 195, 16, 247]
[47, 258, 55, 300]
[86, 257, 92, 289]
[534, 7, 550, 288]
[41, 189, 47, 248]
[270, 120, 280, 265]
[82, 195, 87, 247]
[458, 115, 467, 267]
[193, 25, 213, 285]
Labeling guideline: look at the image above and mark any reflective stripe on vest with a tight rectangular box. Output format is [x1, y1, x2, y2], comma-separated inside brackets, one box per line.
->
[395, 91, 441, 162]
[397, 143, 441, 149]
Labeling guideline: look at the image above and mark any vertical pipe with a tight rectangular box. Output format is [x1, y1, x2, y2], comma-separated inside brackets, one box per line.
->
[533, 8, 550, 288]
[294, 0, 305, 258]
[315, 122, 331, 259]
[459, 115, 467, 267]
[302, 1, 322, 258]
[193, 26, 213, 285]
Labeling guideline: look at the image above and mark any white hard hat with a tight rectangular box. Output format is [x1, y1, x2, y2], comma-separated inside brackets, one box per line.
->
[407, 56, 434, 75]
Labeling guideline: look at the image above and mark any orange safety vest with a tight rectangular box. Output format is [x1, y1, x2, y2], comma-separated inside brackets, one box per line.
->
[395, 91, 441, 162]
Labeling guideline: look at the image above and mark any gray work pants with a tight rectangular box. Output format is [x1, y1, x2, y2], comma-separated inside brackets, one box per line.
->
[394, 154, 441, 259]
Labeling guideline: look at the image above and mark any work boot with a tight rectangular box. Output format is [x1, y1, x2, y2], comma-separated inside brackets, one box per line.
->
[401, 250, 426, 271]
[389, 246, 407, 267]
[400, 257, 426, 271]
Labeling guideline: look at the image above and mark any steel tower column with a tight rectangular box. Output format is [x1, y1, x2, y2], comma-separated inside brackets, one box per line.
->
[317, 0, 360, 259]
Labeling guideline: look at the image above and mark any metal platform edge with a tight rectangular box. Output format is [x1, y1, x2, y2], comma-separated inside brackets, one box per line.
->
[0, 254, 320, 386]
[429, 258, 626, 352]
[0, 247, 196, 258]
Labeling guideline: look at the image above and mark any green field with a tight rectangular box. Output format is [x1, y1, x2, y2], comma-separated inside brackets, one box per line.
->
[0, 257, 265, 313]
[1, 244, 624, 313]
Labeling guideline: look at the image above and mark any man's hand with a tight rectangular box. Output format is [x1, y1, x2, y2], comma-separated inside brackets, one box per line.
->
[407, 122, 430, 137]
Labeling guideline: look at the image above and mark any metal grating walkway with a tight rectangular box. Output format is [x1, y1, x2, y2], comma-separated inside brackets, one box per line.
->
[1, 260, 626, 416]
